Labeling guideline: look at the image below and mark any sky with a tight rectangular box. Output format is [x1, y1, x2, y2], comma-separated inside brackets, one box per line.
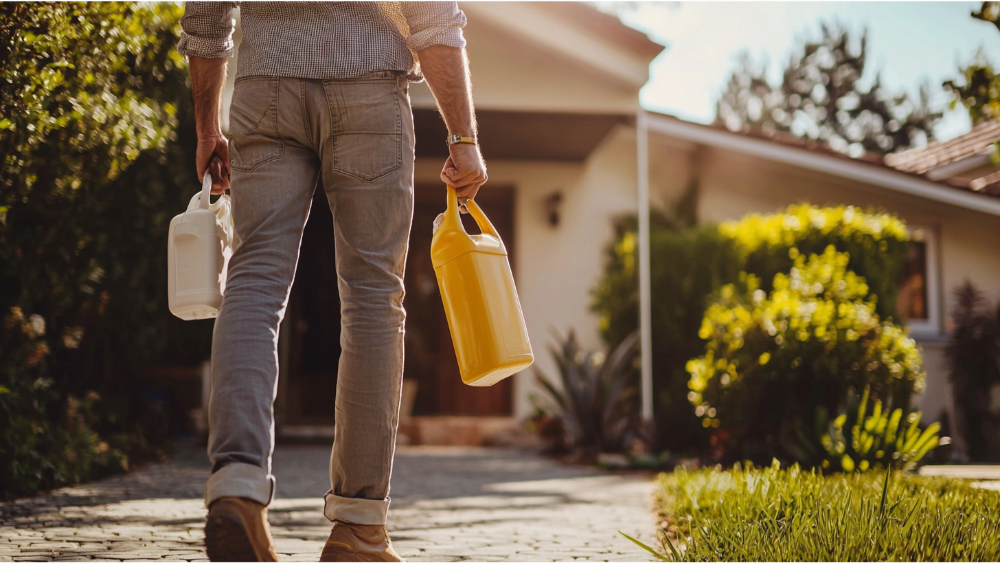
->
[612, 2, 1000, 142]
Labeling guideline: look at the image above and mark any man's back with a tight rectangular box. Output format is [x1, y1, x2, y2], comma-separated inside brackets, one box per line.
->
[179, 2, 467, 80]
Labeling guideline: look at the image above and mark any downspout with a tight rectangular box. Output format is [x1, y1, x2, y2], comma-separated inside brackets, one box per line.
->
[637, 110, 654, 428]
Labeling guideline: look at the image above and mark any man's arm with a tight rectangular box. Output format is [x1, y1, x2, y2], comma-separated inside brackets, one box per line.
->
[190, 57, 230, 194]
[178, 1, 237, 193]
[401, 2, 483, 201]
[418, 45, 487, 201]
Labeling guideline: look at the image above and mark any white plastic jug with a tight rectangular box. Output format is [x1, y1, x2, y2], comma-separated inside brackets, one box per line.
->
[168, 173, 233, 320]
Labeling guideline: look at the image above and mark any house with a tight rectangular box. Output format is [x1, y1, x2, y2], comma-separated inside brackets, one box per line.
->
[645, 116, 1000, 431]
[218, 3, 1000, 443]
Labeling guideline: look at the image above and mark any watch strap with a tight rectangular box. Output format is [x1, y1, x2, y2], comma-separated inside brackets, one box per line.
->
[447, 133, 477, 146]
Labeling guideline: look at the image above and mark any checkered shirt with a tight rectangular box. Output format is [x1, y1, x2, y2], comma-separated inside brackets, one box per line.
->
[177, 2, 467, 80]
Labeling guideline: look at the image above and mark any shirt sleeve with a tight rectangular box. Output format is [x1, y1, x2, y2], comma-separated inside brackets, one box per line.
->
[177, 1, 239, 60]
[401, 2, 467, 52]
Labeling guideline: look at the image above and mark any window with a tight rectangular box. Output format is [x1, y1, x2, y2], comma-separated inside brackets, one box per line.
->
[896, 226, 940, 336]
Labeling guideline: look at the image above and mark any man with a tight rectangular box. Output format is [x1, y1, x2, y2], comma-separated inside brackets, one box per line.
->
[177, 3, 487, 561]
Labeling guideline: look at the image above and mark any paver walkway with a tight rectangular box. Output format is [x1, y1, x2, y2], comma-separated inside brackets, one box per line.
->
[0, 444, 658, 562]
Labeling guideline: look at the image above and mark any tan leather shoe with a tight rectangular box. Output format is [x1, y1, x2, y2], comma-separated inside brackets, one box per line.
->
[319, 521, 404, 562]
[205, 497, 279, 562]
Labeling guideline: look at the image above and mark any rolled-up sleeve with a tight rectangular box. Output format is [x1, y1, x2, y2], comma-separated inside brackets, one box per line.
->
[177, 1, 239, 60]
[401, 2, 467, 52]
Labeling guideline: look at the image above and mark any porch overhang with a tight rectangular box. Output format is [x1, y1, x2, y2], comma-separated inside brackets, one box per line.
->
[414, 108, 627, 161]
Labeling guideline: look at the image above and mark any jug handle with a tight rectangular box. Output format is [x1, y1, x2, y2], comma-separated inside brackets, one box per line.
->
[445, 185, 500, 240]
[199, 172, 213, 210]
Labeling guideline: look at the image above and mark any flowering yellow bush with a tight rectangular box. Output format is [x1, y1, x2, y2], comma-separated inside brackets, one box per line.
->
[721, 205, 908, 256]
[594, 205, 913, 455]
[720, 205, 910, 322]
[686, 246, 925, 459]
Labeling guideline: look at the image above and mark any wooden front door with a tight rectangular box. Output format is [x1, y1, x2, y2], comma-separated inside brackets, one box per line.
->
[278, 185, 515, 424]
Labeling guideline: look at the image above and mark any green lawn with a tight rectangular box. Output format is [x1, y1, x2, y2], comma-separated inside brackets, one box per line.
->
[642, 462, 1000, 561]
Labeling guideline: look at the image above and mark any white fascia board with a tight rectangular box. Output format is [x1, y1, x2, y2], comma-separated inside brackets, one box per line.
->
[461, 2, 650, 89]
[925, 153, 992, 181]
[647, 115, 1000, 217]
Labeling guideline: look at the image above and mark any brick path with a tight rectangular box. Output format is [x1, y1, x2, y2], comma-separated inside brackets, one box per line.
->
[0, 444, 658, 562]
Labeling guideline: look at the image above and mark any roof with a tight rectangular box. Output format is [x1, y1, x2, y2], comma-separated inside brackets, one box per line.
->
[681, 116, 1000, 199]
[885, 121, 1000, 174]
[647, 112, 1000, 217]
[532, 3, 666, 60]
[884, 121, 1000, 194]
[460, 2, 665, 90]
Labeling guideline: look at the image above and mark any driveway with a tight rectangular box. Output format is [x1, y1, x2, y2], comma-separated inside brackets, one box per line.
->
[0, 444, 658, 562]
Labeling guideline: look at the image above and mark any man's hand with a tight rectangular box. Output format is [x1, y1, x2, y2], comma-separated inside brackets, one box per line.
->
[417, 45, 484, 209]
[440, 143, 486, 201]
[197, 134, 231, 194]
[190, 56, 230, 194]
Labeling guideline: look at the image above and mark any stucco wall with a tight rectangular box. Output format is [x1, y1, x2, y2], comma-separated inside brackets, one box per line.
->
[408, 5, 645, 114]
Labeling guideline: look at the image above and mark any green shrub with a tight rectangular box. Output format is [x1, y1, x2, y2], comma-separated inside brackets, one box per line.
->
[686, 246, 925, 461]
[788, 385, 946, 472]
[592, 213, 741, 452]
[534, 331, 640, 455]
[0, 308, 134, 498]
[592, 205, 911, 453]
[946, 281, 1000, 461]
[0, 2, 204, 498]
[650, 463, 1000, 561]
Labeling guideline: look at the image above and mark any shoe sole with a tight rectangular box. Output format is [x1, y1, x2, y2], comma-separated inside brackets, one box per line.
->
[205, 509, 258, 562]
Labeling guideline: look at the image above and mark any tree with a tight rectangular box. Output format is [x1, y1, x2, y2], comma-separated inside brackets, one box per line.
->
[944, 2, 1000, 125]
[716, 22, 941, 157]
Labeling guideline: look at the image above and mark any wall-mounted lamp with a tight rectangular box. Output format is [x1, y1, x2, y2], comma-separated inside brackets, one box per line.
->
[545, 191, 563, 227]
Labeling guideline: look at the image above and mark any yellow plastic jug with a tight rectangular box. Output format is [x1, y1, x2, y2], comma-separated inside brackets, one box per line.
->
[431, 185, 533, 386]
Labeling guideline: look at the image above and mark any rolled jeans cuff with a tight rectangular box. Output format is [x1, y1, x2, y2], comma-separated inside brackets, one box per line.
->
[205, 462, 275, 508]
[323, 491, 390, 525]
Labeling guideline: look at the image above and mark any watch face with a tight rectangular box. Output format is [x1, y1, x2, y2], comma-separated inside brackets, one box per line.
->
[449, 134, 460, 144]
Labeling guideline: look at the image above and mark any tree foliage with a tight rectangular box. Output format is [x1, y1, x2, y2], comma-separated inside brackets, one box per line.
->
[716, 22, 941, 156]
[944, 2, 1000, 125]
[0, 2, 209, 498]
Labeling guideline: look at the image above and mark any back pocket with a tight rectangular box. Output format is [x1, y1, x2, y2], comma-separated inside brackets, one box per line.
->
[325, 79, 402, 182]
[229, 78, 284, 172]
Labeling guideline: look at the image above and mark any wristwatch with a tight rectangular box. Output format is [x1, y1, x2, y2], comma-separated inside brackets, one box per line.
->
[447, 133, 477, 147]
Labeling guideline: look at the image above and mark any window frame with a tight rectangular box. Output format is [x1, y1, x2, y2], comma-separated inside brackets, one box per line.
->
[901, 225, 941, 338]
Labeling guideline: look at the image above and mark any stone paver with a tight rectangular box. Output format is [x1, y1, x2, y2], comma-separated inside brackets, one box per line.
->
[0, 444, 657, 562]
[918, 465, 1000, 492]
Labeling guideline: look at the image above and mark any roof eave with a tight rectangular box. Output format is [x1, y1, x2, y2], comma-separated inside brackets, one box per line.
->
[647, 114, 1000, 217]
[460, 2, 663, 90]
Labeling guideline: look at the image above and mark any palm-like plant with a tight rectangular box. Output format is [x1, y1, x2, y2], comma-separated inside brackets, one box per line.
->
[534, 330, 640, 455]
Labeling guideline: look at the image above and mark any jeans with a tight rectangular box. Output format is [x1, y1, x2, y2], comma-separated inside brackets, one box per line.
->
[205, 72, 414, 526]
